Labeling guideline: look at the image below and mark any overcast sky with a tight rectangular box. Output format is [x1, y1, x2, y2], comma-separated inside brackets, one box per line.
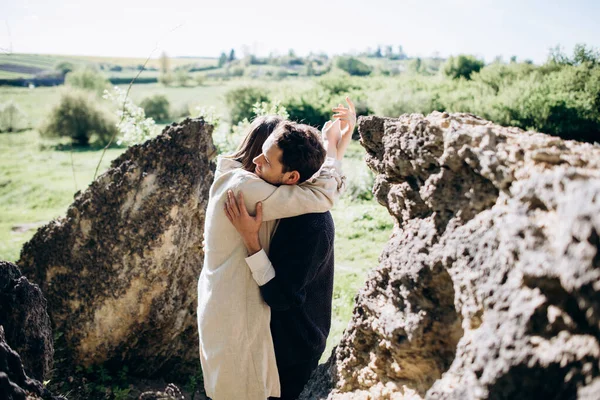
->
[1, 0, 599, 63]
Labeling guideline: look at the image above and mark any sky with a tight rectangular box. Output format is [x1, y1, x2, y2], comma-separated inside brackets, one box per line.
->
[1, 0, 599, 64]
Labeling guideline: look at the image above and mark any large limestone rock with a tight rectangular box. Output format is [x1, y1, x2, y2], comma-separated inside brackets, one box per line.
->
[301, 112, 600, 399]
[0, 261, 53, 381]
[18, 118, 216, 378]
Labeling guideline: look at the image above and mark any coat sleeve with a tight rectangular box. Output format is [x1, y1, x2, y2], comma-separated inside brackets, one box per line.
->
[237, 157, 345, 222]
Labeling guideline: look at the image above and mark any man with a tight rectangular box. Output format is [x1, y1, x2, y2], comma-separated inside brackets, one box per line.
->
[225, 99, 356, 399]
[200, 114, 348, 400]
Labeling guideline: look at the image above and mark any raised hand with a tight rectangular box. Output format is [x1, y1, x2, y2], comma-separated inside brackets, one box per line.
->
[332, 97, 357, 160]
[224, 190, 263, 255]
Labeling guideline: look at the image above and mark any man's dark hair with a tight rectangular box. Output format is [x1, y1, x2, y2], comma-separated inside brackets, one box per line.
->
[272, 122, 326, 183]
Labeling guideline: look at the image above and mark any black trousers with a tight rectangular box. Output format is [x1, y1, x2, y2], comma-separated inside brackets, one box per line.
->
[268, 357, 320, 400]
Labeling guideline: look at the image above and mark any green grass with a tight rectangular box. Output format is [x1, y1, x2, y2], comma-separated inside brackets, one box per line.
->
[0, 70, 34, 79]
[0, 130, 127, 261]
[0, 86, 64, 127]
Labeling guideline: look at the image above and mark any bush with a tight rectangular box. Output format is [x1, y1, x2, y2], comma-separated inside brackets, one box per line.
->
[65, 68, 109, 94]
[174, 102, 191, 118]
[194, 74, 206, 86]
[40, 90, 117, 146]
[140, 94, 171, 122]
[103, 87, 157, 146]
[224, 86, 270, 125]
[476, 64, 600, 142]
[336, 57, 372, 76]
[443, 55, 485, 80]
[175, 70, 190, 87]
[281, 94, 330, 127]
[55, 61, 75, 76]
[317, 74, 361, 95]
[158, 73, 174, 86]
[0, 101, 28, 132]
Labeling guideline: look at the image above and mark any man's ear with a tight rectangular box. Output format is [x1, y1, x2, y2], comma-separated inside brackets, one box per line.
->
[283, 170, 301, 185]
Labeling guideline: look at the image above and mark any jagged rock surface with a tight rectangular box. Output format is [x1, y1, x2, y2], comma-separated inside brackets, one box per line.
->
[301, 112, 600, 399]
[18, 118, 217, 378]
[0, 326, 63, 400]
[0, 261, 53, 381]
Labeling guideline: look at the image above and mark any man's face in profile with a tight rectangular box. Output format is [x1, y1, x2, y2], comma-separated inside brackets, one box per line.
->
[252, 136, 288, 185]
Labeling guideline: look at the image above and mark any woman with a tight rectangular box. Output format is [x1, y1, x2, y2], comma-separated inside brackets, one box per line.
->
[197, 101, 355, 400]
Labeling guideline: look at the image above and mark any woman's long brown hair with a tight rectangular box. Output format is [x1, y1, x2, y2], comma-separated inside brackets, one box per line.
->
[226, 115, 284, 172]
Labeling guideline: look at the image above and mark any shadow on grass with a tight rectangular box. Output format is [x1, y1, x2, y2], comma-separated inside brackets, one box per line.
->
[44, 141, 129, 152]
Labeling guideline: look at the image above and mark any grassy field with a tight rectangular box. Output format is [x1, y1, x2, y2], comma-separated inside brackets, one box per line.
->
[0, 53, 218, 79]
[0, 90, 394, 367]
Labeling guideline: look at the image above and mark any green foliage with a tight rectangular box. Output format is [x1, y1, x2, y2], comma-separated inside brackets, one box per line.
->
[548, 43, 600, 66]
[40, 89, 117, 146]
[443, 55, 485, 80]
[218, 52, 228, 68]
[224, 86, 270, 125]
[408, 57, 423, 74]
[140, 94, 171, 122]
[0, 100, 28, 132]
[103, 87, 157, 146]
[195, 105, 222, 128]
[175, 69, 191, 87]
[335, 57, 372, 76]
[478, 64, 600, 142]
[65, 68, 109, 94]
[281, 94, 330, 127]
[55, 61, 75, 76]
[471, 62, 537, 93]
[194, 74, 206, 86]
[317, 74, 361, 95]
[158, 73, 174, 86]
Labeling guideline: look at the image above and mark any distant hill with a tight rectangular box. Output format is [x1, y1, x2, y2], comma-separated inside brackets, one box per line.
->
[0, 53, 218, 80]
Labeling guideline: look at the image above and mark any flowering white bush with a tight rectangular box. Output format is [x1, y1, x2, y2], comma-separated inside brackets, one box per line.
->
[194, 105, 222, 129]
[102, 87, 157, 146]
[252, 100, 289, 120]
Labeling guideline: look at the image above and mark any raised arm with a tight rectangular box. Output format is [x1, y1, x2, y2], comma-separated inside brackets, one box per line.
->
[238, 156, 344, 222]
[237, 98, 356, 221]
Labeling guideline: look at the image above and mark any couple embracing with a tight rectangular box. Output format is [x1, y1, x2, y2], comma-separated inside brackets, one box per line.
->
[197, 98, 357, 400]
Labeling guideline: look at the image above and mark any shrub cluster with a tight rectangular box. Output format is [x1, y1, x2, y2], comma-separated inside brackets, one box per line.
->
[224, 86, 270, 125]
[140, 94, 171, 122]
[335, 57, 372, 76]
[40, 89, 117, 146]
[0, 101, 28, 133]
[367, 59, 600, 143]
[65, 68, 109, 94]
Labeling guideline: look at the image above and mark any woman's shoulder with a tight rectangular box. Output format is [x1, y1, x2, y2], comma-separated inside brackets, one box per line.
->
[216, 156, 242, 172]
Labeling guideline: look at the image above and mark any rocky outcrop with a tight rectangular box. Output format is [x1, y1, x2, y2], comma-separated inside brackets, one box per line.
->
[0, 326, 63, 400]
[0, 261, 53, 381]
[18, 118, 217, 378]
[301, 112, 600, 399]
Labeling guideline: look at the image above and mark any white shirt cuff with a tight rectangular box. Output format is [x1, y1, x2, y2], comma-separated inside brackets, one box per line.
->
[245, 249, 276, 286]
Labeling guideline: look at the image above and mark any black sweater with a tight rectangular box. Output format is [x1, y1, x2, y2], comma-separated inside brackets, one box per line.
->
[260, 212, 335, 368]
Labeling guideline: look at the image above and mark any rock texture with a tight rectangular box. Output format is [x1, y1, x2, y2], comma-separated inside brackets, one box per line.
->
[0, 261, 53, 381]
[18, 118, 217, 378]
[0, 326, 63, 400]
[301, 112, 600, 399]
